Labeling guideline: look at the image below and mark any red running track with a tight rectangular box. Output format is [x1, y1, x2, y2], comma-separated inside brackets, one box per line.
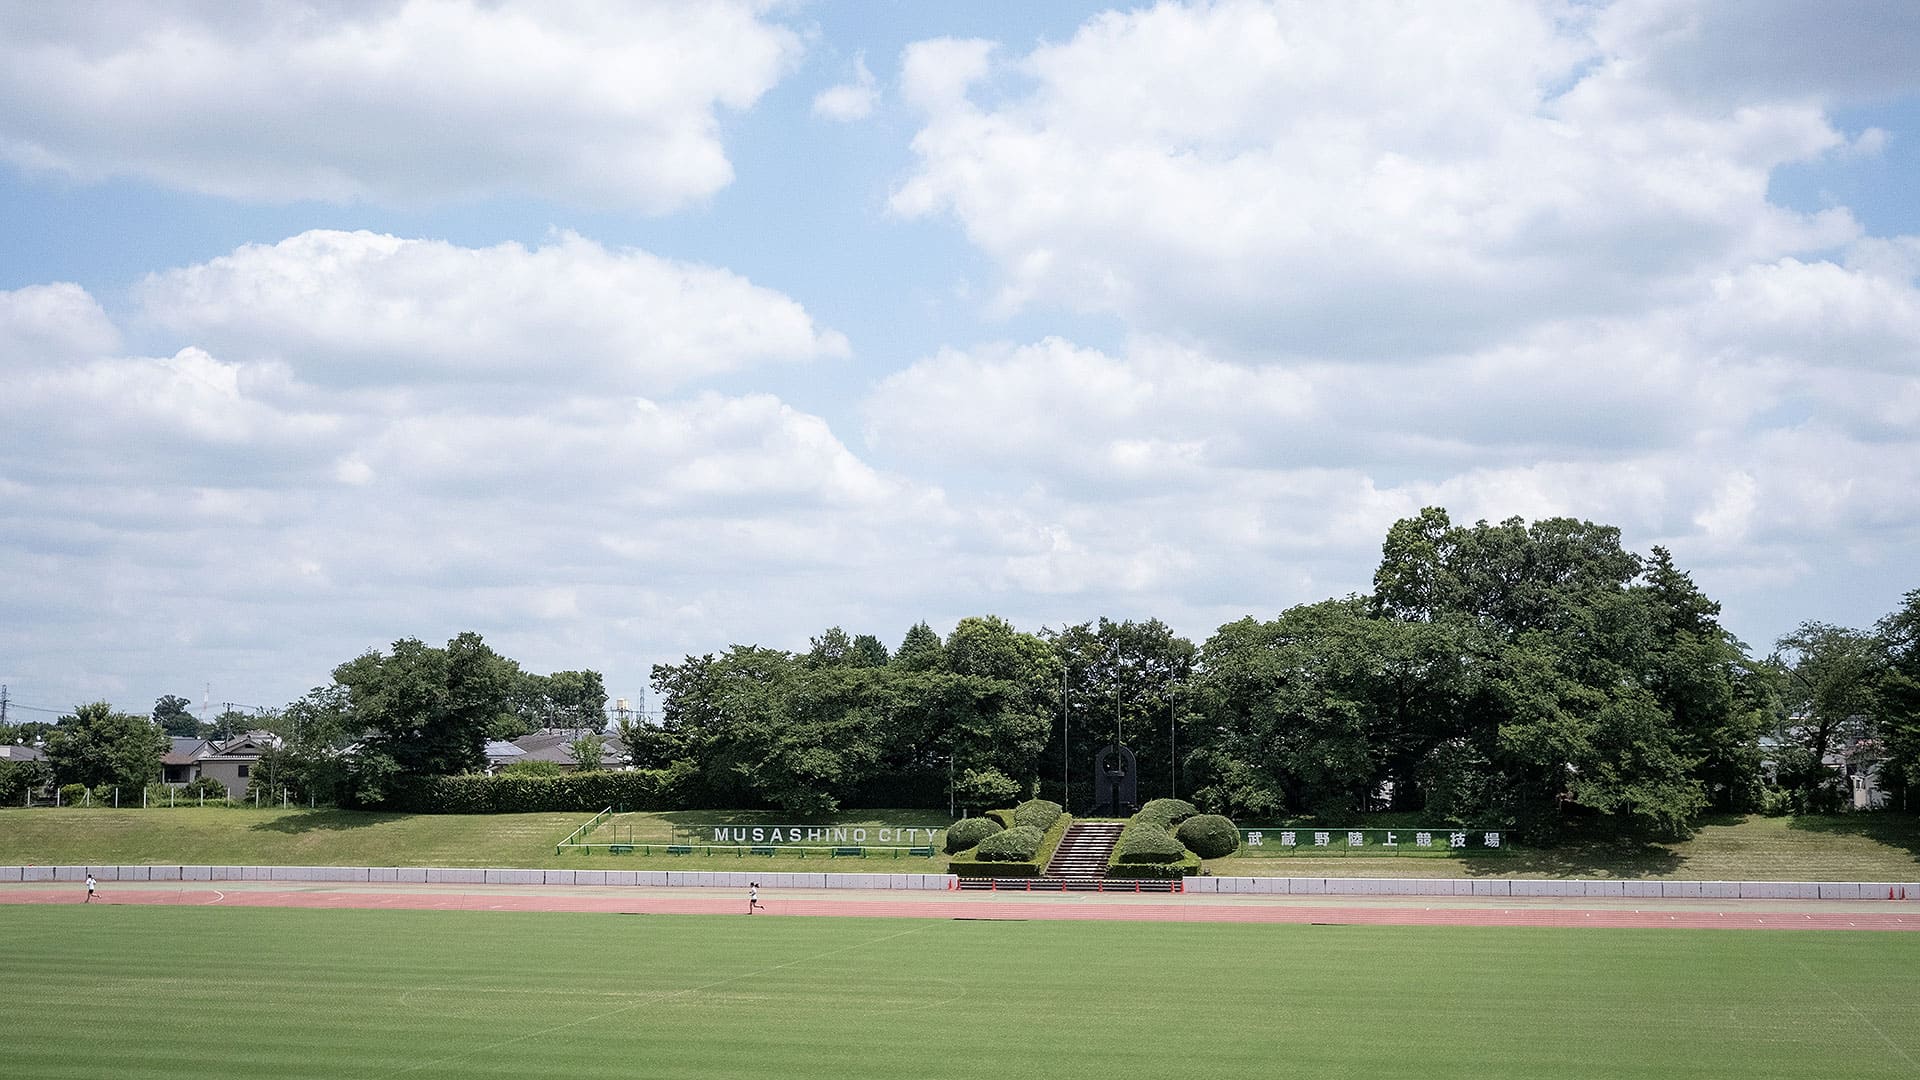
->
[4, 885, 1916, 930]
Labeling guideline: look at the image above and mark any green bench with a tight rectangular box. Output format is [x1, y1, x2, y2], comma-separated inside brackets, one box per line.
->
[831, 846, 865, 858]
[608, 844, 633, 854]
[749, 845, 776, 856]
[666, 845, 693, 856]
[907, 846, 934, 857]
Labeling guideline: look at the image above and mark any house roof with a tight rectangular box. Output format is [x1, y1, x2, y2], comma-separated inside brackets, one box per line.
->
[0, 744, 45, 761]
[163, 732, 281, 765]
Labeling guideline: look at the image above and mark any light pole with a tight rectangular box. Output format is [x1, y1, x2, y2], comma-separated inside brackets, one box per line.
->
[948, 753, 955, 819]
[1060, 661, 1069, 808]
[1168, 679, 1179, 800]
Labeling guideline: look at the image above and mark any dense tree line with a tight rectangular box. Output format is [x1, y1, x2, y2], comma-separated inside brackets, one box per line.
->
[5, 509, 1915, 838]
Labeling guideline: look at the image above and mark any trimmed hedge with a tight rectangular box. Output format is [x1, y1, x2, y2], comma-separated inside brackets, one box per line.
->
[1114, 822, 1186, 864]
[973, 825, 1044, 862]
[1107, 851, 1202, 878]
[370, 769, 671, 813]
[1176, 814, 1241, 859]
[1012, 798, 1063, 832]
[983, 808, 1016, 829]
[946, 816, 1004, 853]
[948, 812, 1073, 877]
[1134, 798, 1198, 829]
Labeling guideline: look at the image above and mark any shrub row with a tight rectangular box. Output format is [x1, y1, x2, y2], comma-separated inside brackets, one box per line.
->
[1106, 852, 1203, 878]
[1133, 798, 1198, 829]
[948, 811, 1073, 876]
[973, 825, 1045, 862]
[1175, 814, 1241, 859]
[372, 769, 672, 813]
[946, 816, 1005, 853]
[1114, 822, 1186, 864]
[1012, 798, 1064, 832]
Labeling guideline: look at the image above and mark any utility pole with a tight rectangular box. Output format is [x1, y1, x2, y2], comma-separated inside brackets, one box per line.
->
[0, 684, 9, 726]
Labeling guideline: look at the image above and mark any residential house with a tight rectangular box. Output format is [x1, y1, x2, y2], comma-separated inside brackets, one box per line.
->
[161, 731, 283, 798]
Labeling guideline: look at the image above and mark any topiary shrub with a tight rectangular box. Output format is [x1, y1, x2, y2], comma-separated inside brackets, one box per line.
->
[973, 825, 1044, 862]
[1012, 798, 1063, 832]
[1114, 822, 1185, 863]
[1134, 798, 1198, 828]
[983, 808, 1016, 829]
[1176, 814, 1240, 858]
[946, 816, 1004, 853]
[58, 782, 88, 805]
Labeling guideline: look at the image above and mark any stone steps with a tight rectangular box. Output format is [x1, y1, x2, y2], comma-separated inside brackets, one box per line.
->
[1044, 821, 1125, 879]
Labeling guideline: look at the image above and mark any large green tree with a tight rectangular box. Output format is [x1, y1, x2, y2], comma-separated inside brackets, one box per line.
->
[44, 701, 166, 790]
[151, 694, 198, 737]
[335, 632, 511, 780]
[1874, 589, 1920, 809]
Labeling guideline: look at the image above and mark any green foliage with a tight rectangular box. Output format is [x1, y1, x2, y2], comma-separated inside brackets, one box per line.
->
[334, 632, 509, 778]
[58, 783, 88, 805]
[1105, 852, 1202, 878]
[972, 824, 1043, 861]
[1114, 822, 1185, 864]
[367, 769, 670, 813]
[44, 702, 166, 791]
[983, 808, 1015, 829]
[947, 811, 1072, 876]
[567, 733, 606, 771]
[1012, 798, 1063, 831]
[182, 777, 230, 800]
[1134, 798, 1197, 829]
[945, 816, 1003, 853]
[0, 758, 52, 803]
[151, 694, 199, 737]
[1175, 814, 1240, 858]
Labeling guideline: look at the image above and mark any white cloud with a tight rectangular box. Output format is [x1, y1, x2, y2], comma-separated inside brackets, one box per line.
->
[0, 282, 120, 366]
[0, 1, 801, 210]
[135, 230, 848, 395]
[891, 0, 1860, 355]
[813, 55, 878, 122]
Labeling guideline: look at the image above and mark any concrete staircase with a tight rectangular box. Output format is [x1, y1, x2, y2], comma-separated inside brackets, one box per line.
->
[1044, 821, 1125, 880]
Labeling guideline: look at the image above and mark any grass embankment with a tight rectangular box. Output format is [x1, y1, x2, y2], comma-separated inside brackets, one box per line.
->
[7, 906, 1918, 1080]
[1205, 813, 1920, 880]
[0, 808, 949, 871]
[2, 808, 1914, 880]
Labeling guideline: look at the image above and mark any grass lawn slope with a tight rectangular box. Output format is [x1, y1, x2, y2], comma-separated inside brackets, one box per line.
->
[0, 808, 949, 871]
[5, 906, 1917, 1080]
[1206, 813, 1920, 881]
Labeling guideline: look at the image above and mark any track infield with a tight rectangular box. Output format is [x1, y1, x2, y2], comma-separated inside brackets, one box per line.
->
[4, 901, 1917, 1080]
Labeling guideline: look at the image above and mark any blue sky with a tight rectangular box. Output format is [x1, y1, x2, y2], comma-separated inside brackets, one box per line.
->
[2, 0, 1918, 720]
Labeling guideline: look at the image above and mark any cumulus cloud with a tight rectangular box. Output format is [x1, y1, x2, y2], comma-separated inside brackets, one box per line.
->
[0, 1, 801, 209]
[135, 230, 848, 395]
[813, 55, 878, 122]
[890, 0, 1861, 355]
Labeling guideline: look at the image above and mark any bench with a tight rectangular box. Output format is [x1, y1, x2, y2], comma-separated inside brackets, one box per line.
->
[830, 846, 865, 858]
[608, 844, 633, 855]
[907, 846, 934, 857]
[666, 845, 693, 856]
[749, 845, 776, 856]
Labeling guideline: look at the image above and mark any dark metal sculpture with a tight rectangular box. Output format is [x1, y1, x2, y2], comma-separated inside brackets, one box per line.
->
[1092, 743, 1137, 816]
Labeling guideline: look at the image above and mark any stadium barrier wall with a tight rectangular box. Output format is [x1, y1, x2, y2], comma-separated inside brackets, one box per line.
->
[1181, 877, 1920, 900]
[2, 866, 1913, 898]
[0, 865, 958, 891]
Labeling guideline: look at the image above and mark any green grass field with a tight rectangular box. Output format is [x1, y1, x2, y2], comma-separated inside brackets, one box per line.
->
[3, 807, 1915, 880]
[5, 906, 1916, 1079]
